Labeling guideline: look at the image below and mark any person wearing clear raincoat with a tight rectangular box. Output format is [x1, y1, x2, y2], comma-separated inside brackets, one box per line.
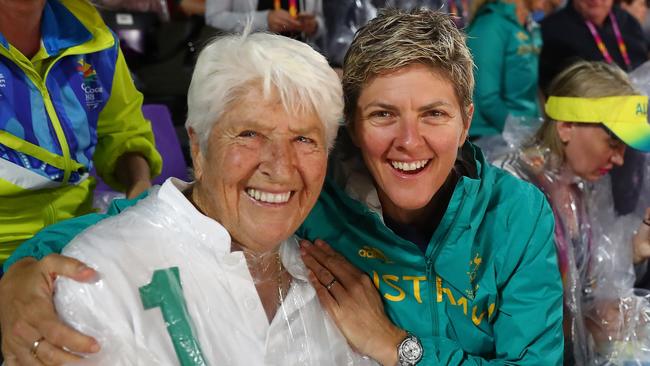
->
[2, 31, 375, 366]
[492, 60, 650, 366]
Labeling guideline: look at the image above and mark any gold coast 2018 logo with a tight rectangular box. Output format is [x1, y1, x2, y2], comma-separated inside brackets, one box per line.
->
[77, 58, 103, 110]
[0, 73, 5, 98]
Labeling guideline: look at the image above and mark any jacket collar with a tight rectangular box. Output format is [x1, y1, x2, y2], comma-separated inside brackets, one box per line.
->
[41, 0, 93, 56]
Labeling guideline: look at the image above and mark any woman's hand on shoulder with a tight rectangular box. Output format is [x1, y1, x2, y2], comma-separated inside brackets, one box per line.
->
[0, 255, 99, 365]
[300, 239, 406, 366]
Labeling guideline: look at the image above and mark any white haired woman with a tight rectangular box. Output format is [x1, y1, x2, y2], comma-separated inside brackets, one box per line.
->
[1, 9, 563, 366]
[0, 32, 373, 365]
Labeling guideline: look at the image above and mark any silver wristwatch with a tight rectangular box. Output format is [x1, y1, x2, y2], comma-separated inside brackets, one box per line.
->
[397, 333, 423, 365]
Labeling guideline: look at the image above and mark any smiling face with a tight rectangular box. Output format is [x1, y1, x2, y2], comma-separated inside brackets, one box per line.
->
[190, 86, 328, 253]
[557, 122, 626, 181]
[351, 64, 471, 223]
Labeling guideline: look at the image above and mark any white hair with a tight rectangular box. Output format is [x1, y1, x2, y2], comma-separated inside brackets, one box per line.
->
[186, 31, 343, 151]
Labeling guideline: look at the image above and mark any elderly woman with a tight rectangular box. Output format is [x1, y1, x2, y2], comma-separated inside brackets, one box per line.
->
[0, 9, 563, 365]
[492, 61, 650, 364]
[6, 31, 374, 365]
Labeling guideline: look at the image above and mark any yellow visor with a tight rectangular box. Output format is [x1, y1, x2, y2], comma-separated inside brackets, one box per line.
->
[545, 95, 650, 152]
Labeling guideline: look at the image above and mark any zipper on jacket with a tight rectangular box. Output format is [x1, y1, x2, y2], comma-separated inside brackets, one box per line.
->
[426, 258, 438, 337]
[39, 81, 74, 183]
[1, 49, 76, 184]
[41, 54, 78, 184]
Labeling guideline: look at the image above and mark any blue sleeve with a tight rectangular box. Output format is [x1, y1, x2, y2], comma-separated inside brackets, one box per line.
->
[2, 195, 143, 272]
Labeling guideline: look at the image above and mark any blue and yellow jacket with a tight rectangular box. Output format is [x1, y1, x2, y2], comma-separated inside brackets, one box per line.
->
[0, 0, 162, 261]
[4, 143, 563, 364]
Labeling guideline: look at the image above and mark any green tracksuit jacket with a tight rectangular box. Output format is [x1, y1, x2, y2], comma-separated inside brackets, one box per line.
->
[5, 143, 563, 364]
[467, 1, 542, 137]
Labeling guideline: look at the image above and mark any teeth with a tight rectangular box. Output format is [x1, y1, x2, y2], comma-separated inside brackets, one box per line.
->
[246, 188, 291, 203]
[390, 159, 429, 171]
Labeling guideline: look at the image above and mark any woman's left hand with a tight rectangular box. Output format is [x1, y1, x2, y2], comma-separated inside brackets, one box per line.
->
[300, 239, 406, 366]
[632, 208, 650, 264]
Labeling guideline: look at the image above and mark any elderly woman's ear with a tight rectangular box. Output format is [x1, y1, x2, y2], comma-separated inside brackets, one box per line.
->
[188, 127, 205, 180]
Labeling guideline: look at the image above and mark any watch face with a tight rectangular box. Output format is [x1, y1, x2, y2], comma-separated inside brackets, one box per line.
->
[401, 338, 423, 362]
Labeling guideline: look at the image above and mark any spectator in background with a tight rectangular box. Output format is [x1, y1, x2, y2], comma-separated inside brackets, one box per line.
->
[0, 0, 162, 267]
[205, 0, 324, 43]
[492, 61, 650, 365]
[618, 0, 648, 25]
[466, 0, 545, 139]
[540, 0, 648, 218]
[539, 0, 647, 90]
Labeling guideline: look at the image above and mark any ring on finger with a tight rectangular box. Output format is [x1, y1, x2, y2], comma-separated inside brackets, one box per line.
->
[31, 337, 45, 357]
[325, 278, 337, 290]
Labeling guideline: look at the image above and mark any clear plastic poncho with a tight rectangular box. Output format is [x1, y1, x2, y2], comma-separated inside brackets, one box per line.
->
[487, 116, 650, 365]
[54, 178, 376, 366]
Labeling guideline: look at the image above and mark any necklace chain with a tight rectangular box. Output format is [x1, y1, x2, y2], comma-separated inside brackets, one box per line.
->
[276, 252, 285, 307]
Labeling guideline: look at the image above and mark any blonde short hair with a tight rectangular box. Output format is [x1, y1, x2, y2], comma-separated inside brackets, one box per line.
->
[342, 8, 475, 125]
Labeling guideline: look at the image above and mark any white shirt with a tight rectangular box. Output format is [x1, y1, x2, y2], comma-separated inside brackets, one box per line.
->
[54, 178, 375, 366]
